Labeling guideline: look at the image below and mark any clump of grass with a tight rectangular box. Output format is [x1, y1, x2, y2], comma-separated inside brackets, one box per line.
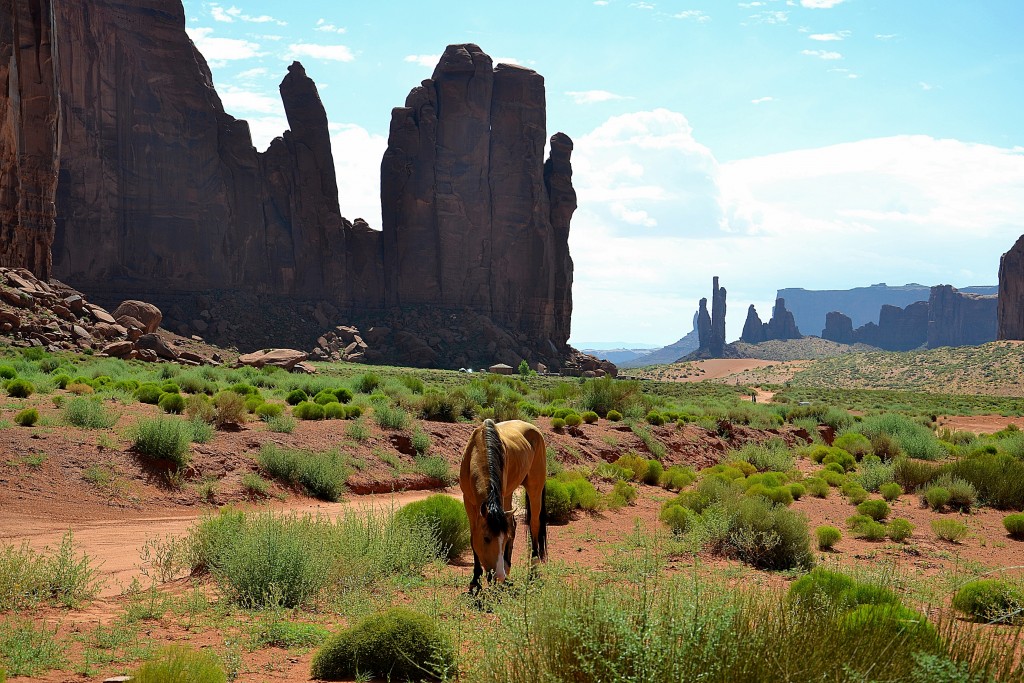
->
[0, 531, 103, 611]
[158, 392, 186, 414]
[922, 485, 951, 511]
[1004, 513, 1024, 539]
[393, 495, 469, 561]
[411, 428, 431, 455]
[608, 480, 638, 509]
[856, 499, 890, 521]
[931, 518, 968, 543]
[6, 379, 34, 399]
[14, 408, 38, 427]
[256, 444, 350, 502]
[0, 619, 66, 677]
[373, 405, 409, 430]
[187, 416, 214, 444]
[414, 455, 454, 484]
[132, 645, 226, 683]
[815, 525, 841, 551]
[879, 482, 903, 501]
[61, 397, 117, 429]
[214, 391, 247, 428]
[241, 473, 271, 498]
[266, 414, 296, 433]
[131, 417, 190, 467]
[886, 518, 914, 542]
[293, 401, 325, 421]
[345, 419, 370, 442]
[952, 579, 1023, 624]
[310, 608, 455, 682]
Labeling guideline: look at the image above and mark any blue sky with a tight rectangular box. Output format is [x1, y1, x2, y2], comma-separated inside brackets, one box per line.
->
[182, 0, 1024, 345]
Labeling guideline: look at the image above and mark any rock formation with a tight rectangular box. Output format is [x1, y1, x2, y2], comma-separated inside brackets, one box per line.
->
[740, 305, 766, 344]
[0, 0, 581, 369]
[998, 234, 1024, 340]
[742, 298, 802, 344]
[380, 44, 573, 351]
[927, 285, 997, 348]
[696, 298, 711, 351]
[822, 287, 995, 350]
[710, 277, 727, 356]
[0, 0, 60, 279]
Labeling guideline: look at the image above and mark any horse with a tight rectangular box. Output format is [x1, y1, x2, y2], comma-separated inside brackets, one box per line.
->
[459, 418, 548, 594]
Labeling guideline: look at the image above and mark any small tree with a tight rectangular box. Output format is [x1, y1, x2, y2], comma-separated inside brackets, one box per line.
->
[518, 360, 534, 377]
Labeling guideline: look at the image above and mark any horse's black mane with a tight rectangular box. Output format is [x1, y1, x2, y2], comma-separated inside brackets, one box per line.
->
[482, 419, 509, 535]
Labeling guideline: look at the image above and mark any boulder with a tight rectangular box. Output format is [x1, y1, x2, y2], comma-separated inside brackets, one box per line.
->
[237, 348, 308, 371]
[112, 300, 162, 333]
[101, 340, 133, 357]
[135, 333, 179, 360]
[86, 305, 117, 325]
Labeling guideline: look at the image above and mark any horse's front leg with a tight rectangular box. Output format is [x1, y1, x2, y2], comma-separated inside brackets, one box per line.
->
[468, 550, 483, 595]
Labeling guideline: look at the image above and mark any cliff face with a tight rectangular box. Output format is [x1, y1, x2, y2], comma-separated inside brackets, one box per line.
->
[740, 298, 801, 344]
[998, 235, 1024, 340]
[381, 45, 574, 350]
[0, 0, 60, 279]
[709, 276, 726, 356]
[740, 305, 766, 344]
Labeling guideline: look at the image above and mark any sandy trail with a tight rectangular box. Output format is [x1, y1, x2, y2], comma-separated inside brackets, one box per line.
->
[0, 490, 455, 597]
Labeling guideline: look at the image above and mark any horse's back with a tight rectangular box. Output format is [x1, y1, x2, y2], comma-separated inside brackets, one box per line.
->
[497, 419, 545, 454]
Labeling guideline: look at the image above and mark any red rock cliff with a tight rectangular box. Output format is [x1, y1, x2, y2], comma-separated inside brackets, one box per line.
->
[0, 0, 60, 279]
[998, 235, 1024, 340]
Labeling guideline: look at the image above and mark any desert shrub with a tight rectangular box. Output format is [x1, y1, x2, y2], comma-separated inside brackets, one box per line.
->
[551, 417, 566, 431]
[243, 395, 264, 413]
[856, 499, 890, 521]
[931, 519, 968, 543]
[286, 389, 308, 406]
[730, 439, 793, 473]
[660, 504, 694, 534]
[344, 405, 363, 419]
[313, 390, 339, 406]
[61, 397, 117, 429]
[841, 604, 938, 649]
[310, 607, 454, 682]
[1004, 513, 1024, 539]
[135, 382, 163, 404]
[848, 514, 887, 541]
[266, 415, 296, 434]
[788, 568, 899, 611]
[886, 518, 914, 542]
[185, 394, 216, 423]
[293, 401, 325, 421]
[354, 372, 382, 394]
[952, 580, 1023, 624]
[944, 452, 1024, 509]
[643, 459, 663, 486]
[132, 645, 226, 683]
[931, 475, 977, 512]
[410, 429, 431, 456]
[660, 466, 696, 491]
[414, 455, 454, 484]
[842, 482, 869, 505]
[564, 412, 583, 427]
[545, 479, 574, 523]
[804, 477, 829, 498]
[393, 495, 469, 561]
[879, 482, 903, 501]
[727, 496, 814, 570]
[419, 389, 472, 423]
[330, 387, 353, 403]
[187, 416, 215, 444]
[580, 376, 642, 418]
[5, 379, 33, 399]
[609, 480, 638, 508]
[373, 405, 409, 430]
[892, 457, 940, 492]
[132, 418, 189, 466]
[213, 391, 247, 428]
[52, 374, 71, 389]
[606, 410, 622, 422]
[158, 391, 186, 414]
[255, 402, 283, 420]
[615, 453, 649, 482]
[834, 432, 872, 459]
[241, 473, 270, 497]
[14, 408, 38, 427]
[822, 449, 857, 473]
[0, 365, 15, 379]
[257, 444, 349, 502]
[788, 483, 806, 500]
[923, 486, 951, 511]
[323, 403, 346, 420]
[646, 411, 666, 426]
[819, 469, 846, 487]
[816, 525, 841, 551]
[581, 411, 599, 424]
[160, 382, 181, 395]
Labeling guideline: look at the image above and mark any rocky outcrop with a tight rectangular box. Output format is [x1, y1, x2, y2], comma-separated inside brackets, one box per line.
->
[710, 277, 727, 356]
[740, 305, 766, 344]
[998, 235, 1024, 340]
[0, 0, 60, 279]
[696, 298, 711, 351]
[743, 298, 801, 344]
[380, 44, 574, 352]
[927, 285, 997, 348]
[822, 311, 855, 345]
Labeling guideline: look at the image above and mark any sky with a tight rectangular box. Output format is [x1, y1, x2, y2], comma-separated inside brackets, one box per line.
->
[181, 0, 1024, 346]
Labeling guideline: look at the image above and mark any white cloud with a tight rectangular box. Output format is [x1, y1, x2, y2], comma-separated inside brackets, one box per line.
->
[738, 2, 765, 7]
[751, 96, 774, 104]
[566, 90, 631, 104]
[749, 10, 789, 23]
[236, 67, 268, 81]
[920, 81, 938, 91]
[494, 56, 521, 65]
[875, 33, 899, 40]
[566, 109, 1024, 345]
[809, 30, 850, 40]
[631, 2, 655, 9]
[284, 43, 355, 62]
[315, 19, 346, 34]
[801, 49, 842, 59]
[331, 125, 389, 228]
[404, 54, 440, 68]
[220, 85, 281, 114]
[186, 26, 263, 62]
[209, 4, 286, 25]
[801, 0, 845, 7]
[673, 9, 710, 22]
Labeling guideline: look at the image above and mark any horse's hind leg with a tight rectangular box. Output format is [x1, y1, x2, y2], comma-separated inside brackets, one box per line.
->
[525, 476, 548, 564]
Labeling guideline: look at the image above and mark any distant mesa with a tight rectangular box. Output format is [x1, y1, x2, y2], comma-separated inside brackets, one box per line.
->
[998, 234, 1024, 340]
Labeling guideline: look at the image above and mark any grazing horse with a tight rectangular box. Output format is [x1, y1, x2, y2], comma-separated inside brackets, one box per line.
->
[460, 418, 548, 594]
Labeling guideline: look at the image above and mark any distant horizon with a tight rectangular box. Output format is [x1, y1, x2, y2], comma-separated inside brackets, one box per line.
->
[181, 0, 1024, 347]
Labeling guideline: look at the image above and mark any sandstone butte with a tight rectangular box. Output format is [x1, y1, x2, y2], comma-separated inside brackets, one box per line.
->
[0, 0, 599, 372]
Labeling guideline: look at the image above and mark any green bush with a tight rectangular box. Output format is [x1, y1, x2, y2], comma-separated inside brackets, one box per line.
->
[393, 495, 469, 561]
[286, 389, 308, 405]
[841, 604, 937, 649]
[257, 444, 350, 502]
[132, 418, 190, 466]
[944, 452, 1024, 509]
[834, 432, 872, 459]
[643, 459, 663, 486]
[854, 414, 943, 460]
[266, 414, 296, 433]
[310, 607, 454, 681]
[132, 645, 226, 683]
[293, 401, 325, 421]
[61, 397, 117, 429]
[14, 408, 38, 427]
[564, 412, 583, 427]
[158, 391, 186, 414]
[551, 417, 566, 431]
[373, 405, 409, 430]
[615, 453, 649, 482]
[344, 405, 363, 419]
[545, 479, 574, 523]
[565, 477, 601, 512]
[243, 395, 264, 413]
[333, 387, 353, 403]
[660, 503, 693, 534]
[886, 518, 914, 542]
[933, 475, 977, 512]
[804, 477, 829, 498]
[788, 568, 899, 611]
[241, 473, 270, 497]
[6, 379, 33, 399]
[313, 390, 339, 405]
[213, 391, 247, 428]
[581, 411, 599, 424]
[892, 457, 941, 491]
[842, 483, 868, 505]
[606, 410, 623, 422]
[1004, 513, 1024, 539]
[660, 466, 696, 491]
[848, 515, 887, 541]
[856, 500, 890, 521]
[931, 519, 968, 543]
[879, 482, 903, 501]
[609, 480, 638, 508]
[646, 411, 666, 426]
[0, 365, 15, 379]
[255, 402, 283, 420]
[788, 483, 806, 500]
[815, 525, 841, 551]
[952, 579, 1022, 623]
[923, 486, 951, 511]
[728, 496, 814, 570]
[323, 403, 346, 419]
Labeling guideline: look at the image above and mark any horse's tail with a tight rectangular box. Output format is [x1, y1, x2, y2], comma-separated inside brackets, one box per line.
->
[538, 482, 548, 560]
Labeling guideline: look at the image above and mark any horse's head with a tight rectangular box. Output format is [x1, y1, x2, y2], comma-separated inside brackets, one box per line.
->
[474, 500, 513, 583]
